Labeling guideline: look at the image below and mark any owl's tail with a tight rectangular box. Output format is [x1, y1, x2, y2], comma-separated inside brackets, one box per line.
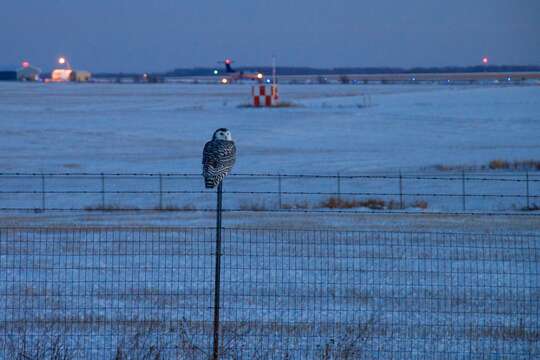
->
[205, 177, 216, 189]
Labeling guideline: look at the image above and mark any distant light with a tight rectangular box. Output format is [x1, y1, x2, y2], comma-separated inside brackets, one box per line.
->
[412, 77, 416, 81]
[507, 77, 511, 81]
[257, 73, 263, 79]
[265, 78, 271, 84]
[21, 61, 30, 68]
[221, 78, 229, 84]
[225, 59, 231, 65]
[213, 69, 219, 75]
[143, 73, 148, 78]
[482, 56, 489, 65]
[58, 57, 66, 65]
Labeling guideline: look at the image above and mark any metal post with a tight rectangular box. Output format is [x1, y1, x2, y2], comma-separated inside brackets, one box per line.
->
[212, 181, 223, 360]
[461, 170, 466, 211]
[101, 173, 105, 208]
[159, 174, 163, 210]
[526, 171, 530, 210]
[337, 172, 341, 199]
[278, 174, 282, 209]
[41, 174, 46, 211]
[399, 171, 404, 209]
[272, 55, 277, 87]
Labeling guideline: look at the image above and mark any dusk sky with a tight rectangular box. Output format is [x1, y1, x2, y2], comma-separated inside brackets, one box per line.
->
[1, 0, 539, 72]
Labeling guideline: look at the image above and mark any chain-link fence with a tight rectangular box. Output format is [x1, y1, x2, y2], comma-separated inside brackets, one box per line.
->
[0, 227, 538, 359]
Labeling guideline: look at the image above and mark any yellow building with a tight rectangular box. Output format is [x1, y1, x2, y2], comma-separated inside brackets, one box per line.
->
[51, 69, 92, 82]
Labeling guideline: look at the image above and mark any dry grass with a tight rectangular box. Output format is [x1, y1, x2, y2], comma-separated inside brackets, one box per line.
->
[239, 199, 268, 211]
[281, 201, 310, 210]
[521, 203, 540, 211]
[411, 200, 429, 209]
[466, 320, 540, 341]
[319, 197, 385, 210]
[3, 326, 78, 360]
[488, 159, 510, 170]
[319, 197, 428, 210]
[320, 316, 379, 360]
[434, 159, 540, 172]
[62, 163, 81, 169]
[83, 204, 139, 212]
[489, 159, 540, 170]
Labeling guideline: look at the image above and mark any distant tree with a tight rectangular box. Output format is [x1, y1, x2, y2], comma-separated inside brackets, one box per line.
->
[339, 75, 350, 84]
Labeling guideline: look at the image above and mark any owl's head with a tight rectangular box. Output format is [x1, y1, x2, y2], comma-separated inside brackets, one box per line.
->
[212, 128, 232, 141]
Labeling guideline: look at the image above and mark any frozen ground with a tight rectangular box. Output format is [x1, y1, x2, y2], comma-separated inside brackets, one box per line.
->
[0, 84, 539, 358]
[1, 83, 539, 174]
[1, 228, 538, 359]
[0, 82, 539, 229]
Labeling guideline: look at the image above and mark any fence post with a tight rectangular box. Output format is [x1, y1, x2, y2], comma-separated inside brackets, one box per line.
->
[278, 174, 282, 209]
[461, 170, 466, 211]
[101, 173, 105, 208]
[212, 181, 224, 360]
[526, 171, 530, 210]
[159, 174, 163, 210]
[337, 172, 341, 199]
[41, 173, 46, 211]
[399, 170, 404, 209]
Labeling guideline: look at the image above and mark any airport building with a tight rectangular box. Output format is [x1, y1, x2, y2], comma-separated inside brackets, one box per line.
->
[51, 69, 92, 82]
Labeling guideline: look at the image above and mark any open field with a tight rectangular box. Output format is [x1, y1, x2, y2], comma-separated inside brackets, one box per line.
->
[0, 83, 539, 358]
[1, 83, 539, 175]
[1, 227, 538, 359]
[1, 82, 540, 229]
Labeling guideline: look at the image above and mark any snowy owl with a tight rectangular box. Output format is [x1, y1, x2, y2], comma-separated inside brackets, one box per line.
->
[202, 128, 236, 189]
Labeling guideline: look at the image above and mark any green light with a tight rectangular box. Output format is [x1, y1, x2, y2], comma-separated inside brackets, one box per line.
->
[213, 69, 219, 75]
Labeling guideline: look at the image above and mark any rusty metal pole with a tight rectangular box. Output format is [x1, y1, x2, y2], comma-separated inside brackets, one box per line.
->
[212, 181, 223, 360]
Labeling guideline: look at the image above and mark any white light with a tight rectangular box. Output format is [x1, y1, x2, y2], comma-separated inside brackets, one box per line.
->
[221, 78, 228, 84]
[213, 70, 219, 75]
[58, 57, 66, 65]
[257, 73, 263, 79]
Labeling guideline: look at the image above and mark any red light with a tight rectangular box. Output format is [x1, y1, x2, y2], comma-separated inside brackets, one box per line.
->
[225, 59, 231, 65]
[482, 57, 489, 64]
[21, 61, 30, 68]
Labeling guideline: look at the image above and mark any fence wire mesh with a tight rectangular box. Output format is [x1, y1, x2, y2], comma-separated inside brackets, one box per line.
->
[0, 227, 538, 359]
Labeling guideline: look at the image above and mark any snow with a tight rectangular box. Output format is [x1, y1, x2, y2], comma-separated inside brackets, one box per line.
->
[0, 228, 538, 358]
[1, 83, 539, 174]
[1, 82, 539, 219]
[0, 82, 539, 358]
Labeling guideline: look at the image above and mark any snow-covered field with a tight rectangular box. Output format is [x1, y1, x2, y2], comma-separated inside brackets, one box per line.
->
[1, 82, 539, 174]
[0, 82, 540, 228]
[1, 228, 538, 359]
[0, 83, 539, 358]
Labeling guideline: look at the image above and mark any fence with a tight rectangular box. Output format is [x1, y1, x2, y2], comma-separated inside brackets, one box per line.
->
[0, 171, 539, 214]
[0, 227, 538, 359]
